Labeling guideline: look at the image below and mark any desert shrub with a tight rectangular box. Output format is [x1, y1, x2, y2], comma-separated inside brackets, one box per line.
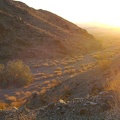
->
[0, 60, 33, 88]
[55, 67, 62, 71]
[11, 100, 26, 108]
[5, 96, 17, 104]
[98, 59, 111, 70]
[50, 79, 61, 88]
[0, 101, 8, 109]
[54, 67, 63, 76]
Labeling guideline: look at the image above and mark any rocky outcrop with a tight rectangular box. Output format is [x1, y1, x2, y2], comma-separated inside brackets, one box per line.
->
[36, 91, 113, 120]
[1, 90, 114, 120]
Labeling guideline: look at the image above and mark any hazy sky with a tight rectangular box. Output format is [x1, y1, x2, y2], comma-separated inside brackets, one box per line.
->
[15, 0, 120, 27]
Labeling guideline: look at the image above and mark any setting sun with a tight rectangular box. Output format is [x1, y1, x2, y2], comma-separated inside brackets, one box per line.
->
[14, 0, 120, 27]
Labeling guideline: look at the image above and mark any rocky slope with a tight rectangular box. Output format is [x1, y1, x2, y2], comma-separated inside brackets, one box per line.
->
[0, 0, 101, 60]
[0, 90, 115, 120]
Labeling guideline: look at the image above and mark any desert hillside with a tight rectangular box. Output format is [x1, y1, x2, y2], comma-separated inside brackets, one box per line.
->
[0, 0, 101, 60]
[1, 0, 120, 120]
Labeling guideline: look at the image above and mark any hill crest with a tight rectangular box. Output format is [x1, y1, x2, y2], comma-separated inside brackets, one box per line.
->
[0, 0, 101, 60]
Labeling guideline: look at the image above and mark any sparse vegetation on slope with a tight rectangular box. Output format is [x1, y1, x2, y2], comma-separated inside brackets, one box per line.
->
[0, 47, 120, 119]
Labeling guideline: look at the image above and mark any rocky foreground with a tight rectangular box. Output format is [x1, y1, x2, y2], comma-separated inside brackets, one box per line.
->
[0, 90, 116, 120]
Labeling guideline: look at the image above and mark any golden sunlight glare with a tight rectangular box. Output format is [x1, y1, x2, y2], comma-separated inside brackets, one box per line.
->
[15, 0, 120, 27]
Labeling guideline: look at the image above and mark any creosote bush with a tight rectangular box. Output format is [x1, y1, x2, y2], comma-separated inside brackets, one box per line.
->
[0, 60, 33, 88]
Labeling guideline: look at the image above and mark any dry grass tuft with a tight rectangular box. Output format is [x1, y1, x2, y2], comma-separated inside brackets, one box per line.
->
[0, 101, 8, 109]
[40, 87, 48, 94]
[11, 100, 26, 108]
[6, 96, 17, 103]
[41, 80, 61, 94]
[54, 67, 63, 76]
[48, 80, 61, 89]
[98, 59, 111, 70]
[43, 80, 50, 85]
[42, 63, 49, 67]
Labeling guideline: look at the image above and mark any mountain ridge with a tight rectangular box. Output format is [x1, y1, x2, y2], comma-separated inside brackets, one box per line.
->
[0, 0, 101, 60]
